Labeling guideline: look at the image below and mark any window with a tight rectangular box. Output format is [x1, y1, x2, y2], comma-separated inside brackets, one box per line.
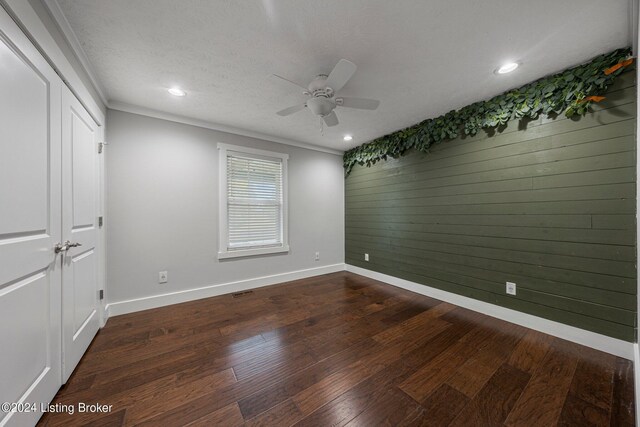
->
[218, 143, 289, 259]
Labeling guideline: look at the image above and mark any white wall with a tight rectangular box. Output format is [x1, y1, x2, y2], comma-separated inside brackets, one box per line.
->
[105, 109, 345, 306]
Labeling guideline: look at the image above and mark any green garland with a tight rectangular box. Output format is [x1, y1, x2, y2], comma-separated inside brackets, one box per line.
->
[344, 47, 632, 176]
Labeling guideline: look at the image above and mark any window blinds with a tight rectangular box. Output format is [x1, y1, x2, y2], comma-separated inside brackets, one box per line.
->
[226, 153, 283, 250]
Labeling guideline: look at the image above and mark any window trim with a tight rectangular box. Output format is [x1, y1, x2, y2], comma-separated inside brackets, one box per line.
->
[217, 143, 289, 260]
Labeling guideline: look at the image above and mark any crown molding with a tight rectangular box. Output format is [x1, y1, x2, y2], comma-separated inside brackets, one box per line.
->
[108, 101, 345, 156]
[43, 0, 108, 106]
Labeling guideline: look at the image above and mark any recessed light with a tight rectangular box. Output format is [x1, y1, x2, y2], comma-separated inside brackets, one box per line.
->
[343, 135, 353, 141]
[495, 62, 519, 74]
[168, 87, 186, 97]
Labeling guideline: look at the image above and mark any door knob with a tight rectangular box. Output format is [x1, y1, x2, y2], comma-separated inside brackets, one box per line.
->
[54, 242, 69, 253]
[54, 241, 82, 253]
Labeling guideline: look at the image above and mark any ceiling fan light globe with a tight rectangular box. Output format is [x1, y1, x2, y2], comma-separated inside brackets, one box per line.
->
[306, 97, 336, 116]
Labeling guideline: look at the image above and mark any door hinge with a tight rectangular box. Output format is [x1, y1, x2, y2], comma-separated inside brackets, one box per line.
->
[98, 216, 103, 227]
[99, 290, 104, 300]
[98, 142, 104, 154]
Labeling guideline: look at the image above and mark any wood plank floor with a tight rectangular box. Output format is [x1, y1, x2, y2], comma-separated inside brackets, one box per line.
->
[38, 272, 635, 426]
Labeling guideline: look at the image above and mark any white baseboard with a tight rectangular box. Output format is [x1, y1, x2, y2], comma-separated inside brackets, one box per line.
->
[106, 262, 633, 360]
[346, 264, 634, 360]
[106, 263, 345, 317]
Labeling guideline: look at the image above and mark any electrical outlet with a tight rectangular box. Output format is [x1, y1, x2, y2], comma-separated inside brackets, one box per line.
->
[364, 253, 369, 262]
[315, 252, 320, 261]
[159, 271, 168, 284]
[506, 281, 516, 295]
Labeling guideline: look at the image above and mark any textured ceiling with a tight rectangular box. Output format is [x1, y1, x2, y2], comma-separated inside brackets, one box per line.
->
[54, 0, 631, 151]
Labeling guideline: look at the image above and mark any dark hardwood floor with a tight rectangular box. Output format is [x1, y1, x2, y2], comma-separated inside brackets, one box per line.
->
[38, 271, 635, 426]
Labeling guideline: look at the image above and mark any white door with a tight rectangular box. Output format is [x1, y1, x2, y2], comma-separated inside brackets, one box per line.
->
[0, 7, 63, 427]
[60, 87, 101, 382]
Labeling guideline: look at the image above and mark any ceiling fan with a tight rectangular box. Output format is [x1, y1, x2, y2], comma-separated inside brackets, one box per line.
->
[273, 59, 380, 127]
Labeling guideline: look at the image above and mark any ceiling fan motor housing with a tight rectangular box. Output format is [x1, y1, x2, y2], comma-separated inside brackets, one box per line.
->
[308, 75, 330, 92]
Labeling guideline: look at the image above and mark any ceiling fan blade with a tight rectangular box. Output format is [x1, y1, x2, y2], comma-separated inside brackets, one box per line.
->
[277, 103, 306, 116]
[337, 97, 380, 110]
[323, 111, 339, 127]
[271, 74, 308, 91]
[325, 59, 356, 92]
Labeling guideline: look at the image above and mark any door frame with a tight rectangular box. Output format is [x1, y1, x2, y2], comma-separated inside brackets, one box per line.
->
[60, 87, 103, 382]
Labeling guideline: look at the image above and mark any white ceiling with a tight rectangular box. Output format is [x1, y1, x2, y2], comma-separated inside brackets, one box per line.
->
[53, 0, 631, 152]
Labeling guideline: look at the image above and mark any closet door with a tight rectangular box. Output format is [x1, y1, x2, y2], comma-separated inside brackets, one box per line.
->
[60, 87, 101, 383]
[0, 7, 63, 427]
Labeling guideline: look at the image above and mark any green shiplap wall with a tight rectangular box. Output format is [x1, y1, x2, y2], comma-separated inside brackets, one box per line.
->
[345, 70, 637, 342]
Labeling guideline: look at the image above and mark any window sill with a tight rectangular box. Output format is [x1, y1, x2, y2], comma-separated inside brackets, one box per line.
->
[218, 245, 289, 260]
